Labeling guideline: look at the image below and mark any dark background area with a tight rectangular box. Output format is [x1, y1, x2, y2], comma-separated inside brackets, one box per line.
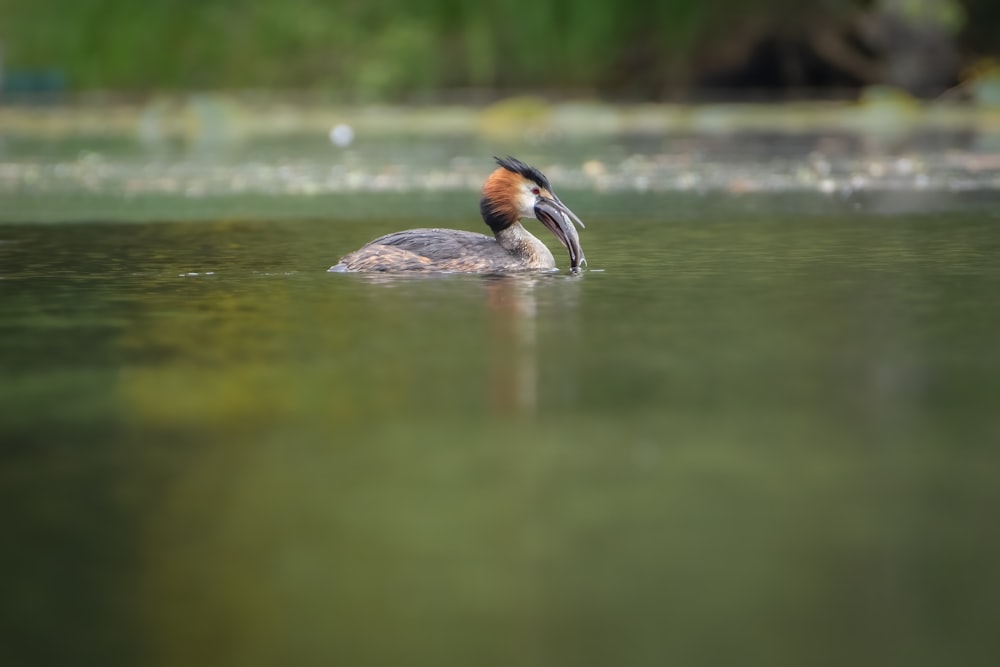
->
[1, 0, 997, 100]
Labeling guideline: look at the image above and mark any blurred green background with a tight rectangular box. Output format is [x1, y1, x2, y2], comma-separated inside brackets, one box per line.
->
[2, 0, 999, 99]
[4, 2, 1000, 667]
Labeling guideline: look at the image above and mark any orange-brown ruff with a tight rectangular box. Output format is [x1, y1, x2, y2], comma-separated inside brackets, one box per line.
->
[330, 157, 585, 273]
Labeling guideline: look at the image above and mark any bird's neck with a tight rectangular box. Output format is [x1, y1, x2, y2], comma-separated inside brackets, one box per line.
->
[494, 222, 555, 267]
[480, 194, 516, 233]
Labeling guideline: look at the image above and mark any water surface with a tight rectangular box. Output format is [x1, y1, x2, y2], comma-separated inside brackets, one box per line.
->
[2, 142, 1000, 666]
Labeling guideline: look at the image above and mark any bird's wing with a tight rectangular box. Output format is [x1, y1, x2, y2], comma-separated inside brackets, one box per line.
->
[368, 229, 496, 260]
[333, 228, 507, 272]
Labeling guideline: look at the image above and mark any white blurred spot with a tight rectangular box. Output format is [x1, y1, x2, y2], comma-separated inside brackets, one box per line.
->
[582, 159, 606, 178]
[329, 124, 354, 147]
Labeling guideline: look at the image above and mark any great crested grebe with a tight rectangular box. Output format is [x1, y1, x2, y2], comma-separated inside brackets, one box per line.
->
[329, 157, 585, 273]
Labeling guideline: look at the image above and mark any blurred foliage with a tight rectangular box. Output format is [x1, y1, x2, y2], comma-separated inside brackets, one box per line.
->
[0, 0, 842, 95]
[0, 0, 996, 98]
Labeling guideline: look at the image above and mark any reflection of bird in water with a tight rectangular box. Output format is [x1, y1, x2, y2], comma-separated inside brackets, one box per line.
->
[330, 157, 586, 273]
[486, 276, 540, 415]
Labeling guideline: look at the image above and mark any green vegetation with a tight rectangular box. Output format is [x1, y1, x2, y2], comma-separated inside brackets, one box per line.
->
[1, 0, 998, 98]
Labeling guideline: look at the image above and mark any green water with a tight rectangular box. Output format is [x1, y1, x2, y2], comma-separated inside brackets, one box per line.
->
[3, 189, 1000, 666]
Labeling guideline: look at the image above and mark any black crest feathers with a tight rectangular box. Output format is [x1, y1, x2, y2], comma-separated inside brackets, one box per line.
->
[494, 156, 550, 190]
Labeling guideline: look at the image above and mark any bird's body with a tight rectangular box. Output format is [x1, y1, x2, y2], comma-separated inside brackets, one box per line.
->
[330, 224, 556, 273]
[330, 157, 585, 274]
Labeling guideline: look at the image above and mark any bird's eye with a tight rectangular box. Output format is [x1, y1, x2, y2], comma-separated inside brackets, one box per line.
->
[531, 187, 540, 195]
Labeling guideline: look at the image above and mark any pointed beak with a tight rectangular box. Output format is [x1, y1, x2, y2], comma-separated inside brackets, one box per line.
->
[534, 195, 586, 270]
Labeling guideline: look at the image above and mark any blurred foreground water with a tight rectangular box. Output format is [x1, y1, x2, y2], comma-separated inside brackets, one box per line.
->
[2, 116, 1000, 666]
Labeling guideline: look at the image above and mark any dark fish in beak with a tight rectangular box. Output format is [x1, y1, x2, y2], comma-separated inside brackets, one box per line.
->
[534, 195, 586, 270]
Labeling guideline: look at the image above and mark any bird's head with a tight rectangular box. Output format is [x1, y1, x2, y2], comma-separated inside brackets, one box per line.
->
[480, 156, 586, 269]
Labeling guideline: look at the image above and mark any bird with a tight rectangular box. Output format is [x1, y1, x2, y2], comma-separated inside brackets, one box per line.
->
[329, 157, 585, 273]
